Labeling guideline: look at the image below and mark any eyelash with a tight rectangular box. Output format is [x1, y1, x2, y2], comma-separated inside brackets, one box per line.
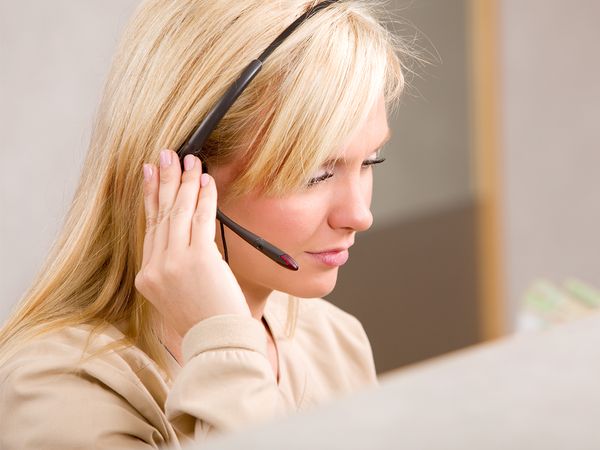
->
[306, 157, 387, 187]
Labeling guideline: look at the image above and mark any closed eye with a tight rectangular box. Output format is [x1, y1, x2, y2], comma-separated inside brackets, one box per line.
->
[362, 157, 386, 167]
[307, 157, 387, 187]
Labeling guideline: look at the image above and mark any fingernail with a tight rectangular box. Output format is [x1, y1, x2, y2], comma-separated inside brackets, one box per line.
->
[200, 173, 210, 187]
[143, 164, 153, 181]
[183, 154, 195, 171]
[160, 149, 172, 168]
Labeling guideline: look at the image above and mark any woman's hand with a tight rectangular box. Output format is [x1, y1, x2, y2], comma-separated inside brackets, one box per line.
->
[135, 149, 251, 338]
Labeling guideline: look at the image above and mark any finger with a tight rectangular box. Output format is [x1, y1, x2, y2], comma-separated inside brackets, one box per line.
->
[169, 155, 202, 248]
[154, 149, 182, 252]
[141, 163, 158, 268]
[190, 172, 218, 249]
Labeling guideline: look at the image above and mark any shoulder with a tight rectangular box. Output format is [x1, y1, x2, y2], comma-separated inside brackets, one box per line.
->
[0, 324, 172, 447]
[0, 323, 159, 387]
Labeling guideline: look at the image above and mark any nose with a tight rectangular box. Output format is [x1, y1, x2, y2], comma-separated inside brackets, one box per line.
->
[327, 176, 374, 232]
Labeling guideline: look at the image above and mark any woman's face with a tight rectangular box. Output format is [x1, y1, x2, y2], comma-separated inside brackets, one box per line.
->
[211, 94, 390, 301]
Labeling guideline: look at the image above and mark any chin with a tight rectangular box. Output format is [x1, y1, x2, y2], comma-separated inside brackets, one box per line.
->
[283, 269, 339, 299]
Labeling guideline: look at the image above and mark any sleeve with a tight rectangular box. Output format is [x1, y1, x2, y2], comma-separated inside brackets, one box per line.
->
[0, 363, 161, 449]
[165, 314, 290, 443]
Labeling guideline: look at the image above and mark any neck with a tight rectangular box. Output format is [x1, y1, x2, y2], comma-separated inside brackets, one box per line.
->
[237, 276, 273, 321]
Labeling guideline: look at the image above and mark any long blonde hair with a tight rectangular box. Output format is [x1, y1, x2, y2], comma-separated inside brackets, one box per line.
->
[0, 0, 408, 376]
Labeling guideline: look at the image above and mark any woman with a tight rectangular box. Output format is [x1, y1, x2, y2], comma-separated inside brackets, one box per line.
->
[0, 0, 407, 447]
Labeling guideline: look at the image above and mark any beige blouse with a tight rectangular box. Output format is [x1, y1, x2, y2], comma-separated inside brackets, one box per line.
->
[0, 290, 378, 449]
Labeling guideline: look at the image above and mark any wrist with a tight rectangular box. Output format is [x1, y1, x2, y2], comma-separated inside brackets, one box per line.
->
[180, 313, 268, 363]
[174, 308, 252, 338]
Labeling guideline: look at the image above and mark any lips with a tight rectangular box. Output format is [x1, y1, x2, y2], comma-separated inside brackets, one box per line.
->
[307, 247, 349, 254]
[307, 242, 354, 254]
[305, 248, 351, 267]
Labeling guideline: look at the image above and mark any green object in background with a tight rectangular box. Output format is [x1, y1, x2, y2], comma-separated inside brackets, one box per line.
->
[523, 280, 560, 313]
[563, 278, 600, 308]
[519, 278, 600, 332]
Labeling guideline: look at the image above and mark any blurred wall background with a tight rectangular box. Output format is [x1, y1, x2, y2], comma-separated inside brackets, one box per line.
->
[499, 0, 600, 328]
[1, 0, 599, 375]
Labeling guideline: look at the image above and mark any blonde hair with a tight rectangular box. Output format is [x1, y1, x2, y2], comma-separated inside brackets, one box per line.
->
[0, 0, 408, 377]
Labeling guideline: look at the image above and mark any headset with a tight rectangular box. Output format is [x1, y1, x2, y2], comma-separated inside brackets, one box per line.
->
[176, 0, 339, 271]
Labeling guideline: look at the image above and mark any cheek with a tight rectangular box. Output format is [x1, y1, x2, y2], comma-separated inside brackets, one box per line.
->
[245, 196, 326, 252]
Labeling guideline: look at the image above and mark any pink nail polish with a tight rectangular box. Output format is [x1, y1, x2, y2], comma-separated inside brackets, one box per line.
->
[160, 150, 172, 167]
[143, 164, 153, 181]
[184, 154, 195, 171]
[200, 173, 210, 187]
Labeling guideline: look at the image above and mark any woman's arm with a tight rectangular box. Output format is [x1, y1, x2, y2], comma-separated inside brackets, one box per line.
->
[137, 149, 289, 442]
[166, 314, 289, 443]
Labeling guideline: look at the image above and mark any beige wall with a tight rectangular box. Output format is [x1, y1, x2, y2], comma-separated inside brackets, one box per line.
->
[500, 0, 600, 329]
[374, 0, 473, 226]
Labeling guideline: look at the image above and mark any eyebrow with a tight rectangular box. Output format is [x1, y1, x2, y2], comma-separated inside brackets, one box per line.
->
[321, 129, 392, 167]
